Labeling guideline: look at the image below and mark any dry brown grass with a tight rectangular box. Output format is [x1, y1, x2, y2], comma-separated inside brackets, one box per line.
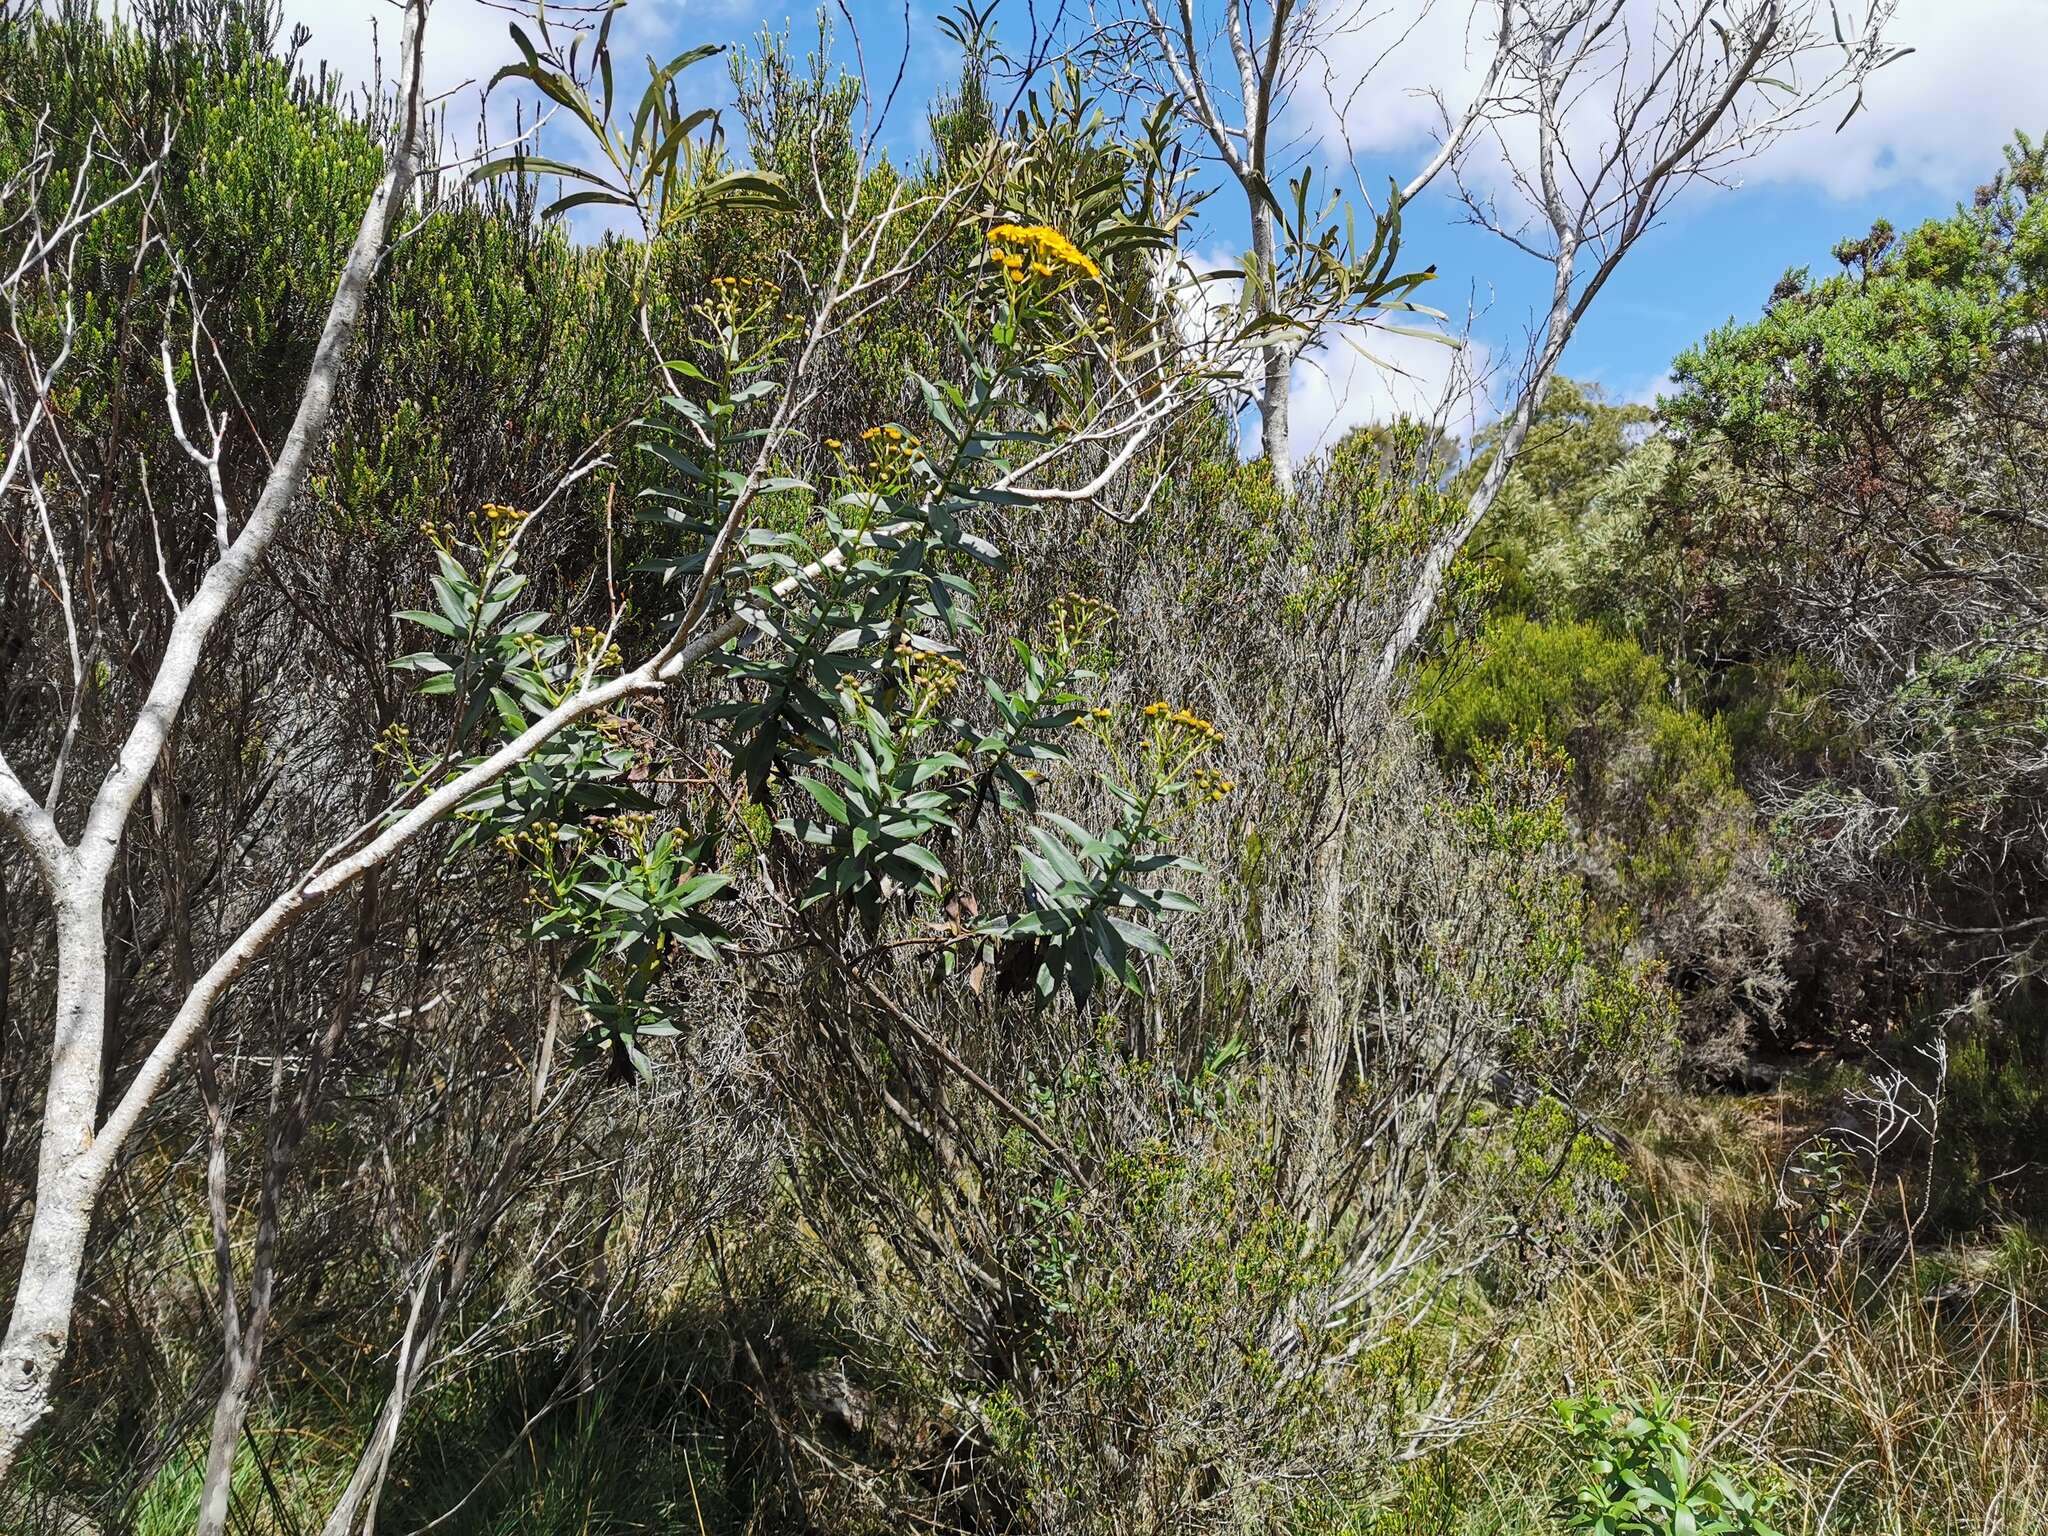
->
[1423, 1136, 2048, 1536]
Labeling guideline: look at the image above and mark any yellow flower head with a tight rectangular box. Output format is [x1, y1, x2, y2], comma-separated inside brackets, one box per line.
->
[985, 222, 1102, 284]
[1188, 765, 1235, 803]
[853, 423, 924, 480]
[1144, 698, 1225, 749]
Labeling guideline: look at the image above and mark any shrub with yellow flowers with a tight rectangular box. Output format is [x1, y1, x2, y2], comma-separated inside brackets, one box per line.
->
[395, 175, 1209, 1070]
[964, 686, 1235, 1006]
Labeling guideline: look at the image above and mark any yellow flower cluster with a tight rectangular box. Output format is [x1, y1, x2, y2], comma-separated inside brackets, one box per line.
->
[855, 422, 923, 477]
[986, 222, 1102, 285]
[494, 818, 588, 881]
[601, 809, 657, 854]
[476, 502, 529, 547]
[1187, 764, 1235, 802]
[569, 623, 624, 671]
[1142, 700, 1225, 745]
[1050, 592, 1116, 658]
[496, 819, 570, 850]
[893, 640, 968, 709]
[694, 273, 792, 331]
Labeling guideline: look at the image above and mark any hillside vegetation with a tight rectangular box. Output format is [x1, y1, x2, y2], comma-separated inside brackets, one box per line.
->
[0, 2, 2042, 1533]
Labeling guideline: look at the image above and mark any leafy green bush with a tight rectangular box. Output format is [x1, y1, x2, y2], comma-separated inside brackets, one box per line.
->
[1555, 1394, 1782, 1536]
[1650, 137, 2048, 1064]
[1422, 618, 1789, 1074]
[1425, 617, 1740, 907]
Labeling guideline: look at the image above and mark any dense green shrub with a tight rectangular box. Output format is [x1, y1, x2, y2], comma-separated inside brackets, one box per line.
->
[1424, 615, 1741, 914]
[1421, 617, 1789, 1075]
[1650, 138, 2048, 1049]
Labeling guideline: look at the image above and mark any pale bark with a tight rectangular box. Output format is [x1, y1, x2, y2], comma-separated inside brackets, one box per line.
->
[1379, 187, 1581, 680]
[316, 1114, 550, 1536]
[1247, 184, 1297, 493]
[1373, 0, 1880, 683]
[319, 1244, 448, 1536]
[0, 0, 430, 1480]
[190, 878, 380, 1536]
[0, 896, 104, 1474]
[1258, 335, 1295, 493]
[1120, 0, 1512, 496]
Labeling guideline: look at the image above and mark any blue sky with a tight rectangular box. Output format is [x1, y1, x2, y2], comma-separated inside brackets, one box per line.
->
[1401, 175, 1957, 403]
[288, 0, 2042, 450]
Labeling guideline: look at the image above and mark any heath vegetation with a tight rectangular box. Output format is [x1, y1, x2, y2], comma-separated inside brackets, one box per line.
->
[0, 1, 2040, 1533]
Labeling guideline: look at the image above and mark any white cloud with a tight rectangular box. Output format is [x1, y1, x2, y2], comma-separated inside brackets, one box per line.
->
[1175, 244, 1490, 460]
[1290, 0, 1497, 164]
[1745, 0, 2048, 197]
[280, 0, 524, 121]
[1625, 369, 1674, 409]
[1292, 0, 2043, 209]
[1288, 320, 1492, 460]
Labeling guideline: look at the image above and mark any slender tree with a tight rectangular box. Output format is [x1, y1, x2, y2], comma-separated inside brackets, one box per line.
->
[1377, 0, 1905, 681]
[1098, 0, 1511, 493]
[0, 0, 430, 1472]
